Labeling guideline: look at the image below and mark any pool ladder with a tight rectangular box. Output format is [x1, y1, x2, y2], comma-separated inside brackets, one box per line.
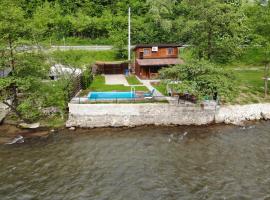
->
[131, 86, 135, 99]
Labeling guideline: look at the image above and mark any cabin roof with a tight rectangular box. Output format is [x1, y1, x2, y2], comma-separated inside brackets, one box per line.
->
[133, 44, 182, 50]
[95, 61, 128, 65]
[136, 58, 184, 66]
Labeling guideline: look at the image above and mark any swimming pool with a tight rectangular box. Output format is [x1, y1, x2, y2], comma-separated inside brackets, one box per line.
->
[88, 92, 136, 100]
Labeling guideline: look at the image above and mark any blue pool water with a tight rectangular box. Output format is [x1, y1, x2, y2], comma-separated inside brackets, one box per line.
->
[88, 92, 136, 100]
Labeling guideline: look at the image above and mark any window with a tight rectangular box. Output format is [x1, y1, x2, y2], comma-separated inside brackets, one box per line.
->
[143, 49, 150, 56]
[167, 48, 174, 55]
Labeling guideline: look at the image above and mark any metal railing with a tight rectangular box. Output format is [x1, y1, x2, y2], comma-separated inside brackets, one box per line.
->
[71, 95, 169, 104]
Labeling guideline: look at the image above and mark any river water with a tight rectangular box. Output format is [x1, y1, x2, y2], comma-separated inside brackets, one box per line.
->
[0, 122, 270, 200]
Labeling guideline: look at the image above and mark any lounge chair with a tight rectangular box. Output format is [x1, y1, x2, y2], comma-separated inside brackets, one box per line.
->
[144, 89, 155, 97]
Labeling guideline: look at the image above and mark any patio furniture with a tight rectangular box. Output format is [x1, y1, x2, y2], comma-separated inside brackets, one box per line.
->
[177, 93, 197, 104]
[144, 96, 153, 100]
[144, 89, 155, 97]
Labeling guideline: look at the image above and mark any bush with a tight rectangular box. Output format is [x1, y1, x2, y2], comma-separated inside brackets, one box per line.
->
[81, 67, 93, 89]
[17, 98, 42, 122]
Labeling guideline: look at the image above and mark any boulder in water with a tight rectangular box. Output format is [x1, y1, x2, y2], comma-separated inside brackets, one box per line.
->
[69, 127, 76, 131]
[19, 122, 40, 129]
[6, 135, 24, 145]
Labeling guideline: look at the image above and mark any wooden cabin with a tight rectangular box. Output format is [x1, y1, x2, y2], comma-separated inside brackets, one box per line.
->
[133, 44, 183, 79]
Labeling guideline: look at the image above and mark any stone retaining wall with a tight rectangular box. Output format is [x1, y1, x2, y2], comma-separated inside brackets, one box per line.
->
[66, 103, 215, 128]
[66, 103, 270, 128]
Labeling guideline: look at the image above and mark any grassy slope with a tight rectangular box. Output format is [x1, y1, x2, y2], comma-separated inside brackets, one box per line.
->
[50, 50, 122, 67]
[80, 75, 148, 96]
[179, 47, 270, 104]
[126, 75, 142, 85]
[151, 82, 167, 96]
[226, 47, 270, 104]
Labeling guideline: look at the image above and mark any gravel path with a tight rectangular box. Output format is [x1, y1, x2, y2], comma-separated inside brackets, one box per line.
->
[104, 75, 129, 86]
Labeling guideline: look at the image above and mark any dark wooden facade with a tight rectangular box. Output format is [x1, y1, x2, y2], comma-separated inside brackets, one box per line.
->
[94, 61, 129, 74]
[133, 44, 183, 79]
[134, 46, 178, 60]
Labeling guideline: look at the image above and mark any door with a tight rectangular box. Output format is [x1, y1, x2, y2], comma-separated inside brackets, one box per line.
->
[139, 52, 144, 59]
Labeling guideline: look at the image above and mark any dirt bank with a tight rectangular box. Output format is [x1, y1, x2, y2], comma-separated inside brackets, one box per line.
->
[0, 124, 53, 144]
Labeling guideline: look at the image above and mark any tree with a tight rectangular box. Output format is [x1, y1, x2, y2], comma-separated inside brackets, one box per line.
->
[179, 0, 246, 63]
[159, 60, 237, 101]
[0, 53, 49, 122]
[81, 67, 93, 89]
[0, 0, 26, 70]
[31, 2, 67, 43]
[146, 0, 176, 36]
[0, 1, 52, 122]
[109, 13, 129, 59]
[0, 1, 28, 121]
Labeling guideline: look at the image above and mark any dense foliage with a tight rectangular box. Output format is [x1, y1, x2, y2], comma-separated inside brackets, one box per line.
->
[1, 0, 268, 62]
[0, 53, 49, 122]
[0, 0, 251, 60]
[159, 60, 237, 101]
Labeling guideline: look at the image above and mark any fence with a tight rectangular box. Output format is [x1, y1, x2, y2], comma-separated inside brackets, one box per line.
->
[70, 95, 169, 104]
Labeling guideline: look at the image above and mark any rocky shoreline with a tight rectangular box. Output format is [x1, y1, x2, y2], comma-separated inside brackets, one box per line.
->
[215, 104, 270, 125]
[1, 103, 270, 144]
[0, 124, 50, 144]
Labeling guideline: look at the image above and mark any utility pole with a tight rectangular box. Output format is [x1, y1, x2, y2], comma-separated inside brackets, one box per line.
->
[128, 7, 131, 71]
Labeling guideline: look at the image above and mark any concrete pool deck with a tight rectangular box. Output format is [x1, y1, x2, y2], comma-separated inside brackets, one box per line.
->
[103, 75, 164, 97]
[138, 78, 164, 97]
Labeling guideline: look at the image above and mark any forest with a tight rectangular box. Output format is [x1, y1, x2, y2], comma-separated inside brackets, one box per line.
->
[1, 0, 269, 62]
[1, 0, 270, 125]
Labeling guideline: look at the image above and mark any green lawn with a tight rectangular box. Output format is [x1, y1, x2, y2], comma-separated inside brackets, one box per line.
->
[80, 75, 148, 96]
[231, 68, 270, 104]
[225, 47, 270, 104]
[151, 82, 167, 96]
[126, 75, 142, 85]
[235, 69, 265, 91]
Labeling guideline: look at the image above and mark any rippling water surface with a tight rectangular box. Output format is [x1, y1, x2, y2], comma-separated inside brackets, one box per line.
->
[1, 122, 270, 200]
